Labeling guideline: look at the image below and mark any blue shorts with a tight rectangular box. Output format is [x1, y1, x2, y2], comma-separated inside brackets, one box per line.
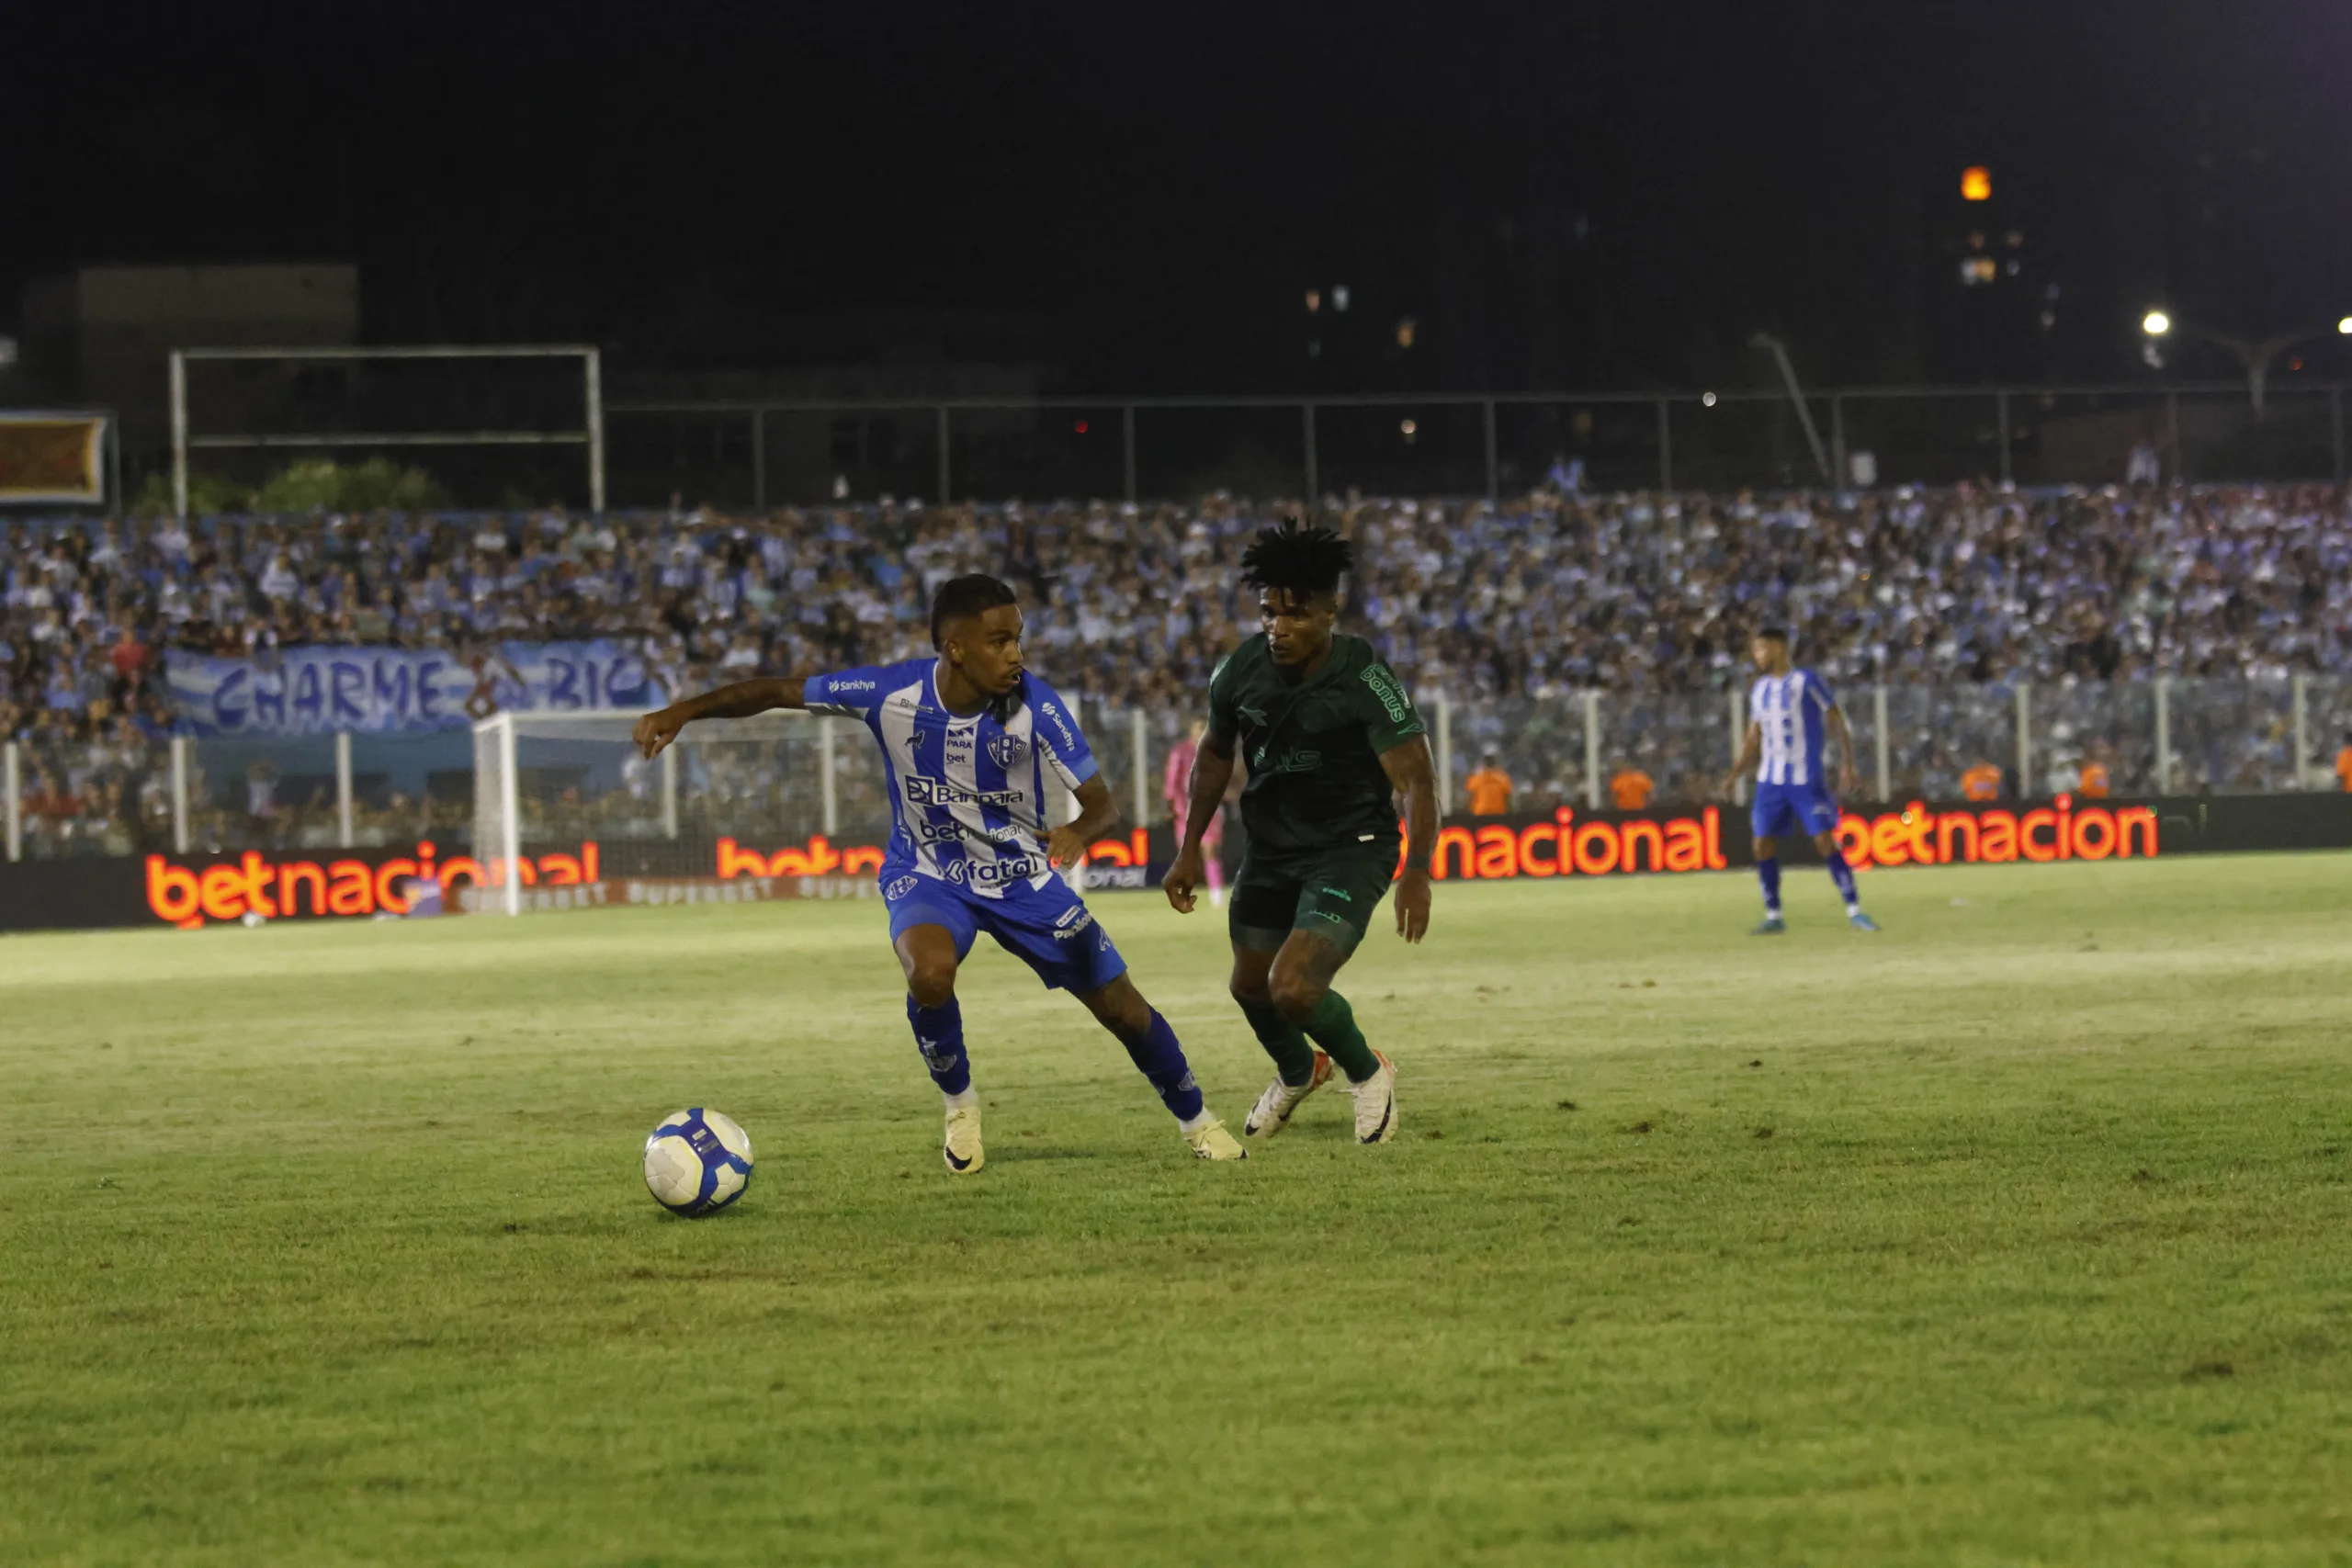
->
[1751, 780, 1841, 840]
[883, 870, 1127, 994]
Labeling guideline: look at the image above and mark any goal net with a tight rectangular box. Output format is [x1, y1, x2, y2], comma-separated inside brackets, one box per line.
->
[466, 706, 1090, 915]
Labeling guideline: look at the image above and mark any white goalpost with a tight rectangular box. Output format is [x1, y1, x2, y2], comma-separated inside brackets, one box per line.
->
[469, 707, 829, 915]
[465, 702, 1090, 916]
[471, 712, 525, 918]
[168, 344, 605, 520]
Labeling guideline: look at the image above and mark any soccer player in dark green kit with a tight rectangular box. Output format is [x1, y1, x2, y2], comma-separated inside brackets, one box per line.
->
[1162, 521, 1440, 1144]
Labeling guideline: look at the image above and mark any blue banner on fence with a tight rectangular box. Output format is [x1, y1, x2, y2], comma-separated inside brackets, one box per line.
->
[164, 642, 667, 736]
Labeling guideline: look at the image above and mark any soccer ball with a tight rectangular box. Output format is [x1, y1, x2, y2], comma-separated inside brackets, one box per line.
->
[642, 1108, 753, 1217]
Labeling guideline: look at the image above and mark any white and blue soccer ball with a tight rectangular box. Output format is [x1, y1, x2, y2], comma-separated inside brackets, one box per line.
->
[642, 1108, 753, 1217]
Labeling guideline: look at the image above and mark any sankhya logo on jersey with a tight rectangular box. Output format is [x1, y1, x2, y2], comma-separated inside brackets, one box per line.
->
[1360, 664, 1411, 723]
[943, 853, 1046, 887]
[986, 732, 1029, 769]
[1038, 702, 1080, 753]
[904, 775, 1028, 809]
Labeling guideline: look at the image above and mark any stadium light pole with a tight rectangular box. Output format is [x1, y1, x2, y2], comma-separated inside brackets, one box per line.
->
[2141, 310, 2351, 417]
[1747, 333, 1832, 482]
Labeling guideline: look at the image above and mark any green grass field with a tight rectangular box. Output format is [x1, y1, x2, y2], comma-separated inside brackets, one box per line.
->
[5, 855, 2351, 1566]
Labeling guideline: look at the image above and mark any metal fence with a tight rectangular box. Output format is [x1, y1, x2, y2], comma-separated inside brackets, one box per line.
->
[9, 677, 2346, 865]
[598, 383, 2352, 510]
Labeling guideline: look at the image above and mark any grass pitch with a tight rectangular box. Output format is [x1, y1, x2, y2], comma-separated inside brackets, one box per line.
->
[4, 855, 2350, 1566]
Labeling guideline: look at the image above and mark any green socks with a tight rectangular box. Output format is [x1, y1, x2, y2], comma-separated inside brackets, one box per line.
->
[1238, 999, 1319, 1087]
[1241, 991, 1382, 1087]
[1302, 991, 1381, 1084]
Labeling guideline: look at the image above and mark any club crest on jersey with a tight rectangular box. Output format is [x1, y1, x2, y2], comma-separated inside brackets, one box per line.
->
[987, 732, 1029, 769]
[884, 874, 921, 899]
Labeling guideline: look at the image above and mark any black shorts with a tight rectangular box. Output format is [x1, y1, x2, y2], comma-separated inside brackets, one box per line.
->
[1228, 843, 1398, 955]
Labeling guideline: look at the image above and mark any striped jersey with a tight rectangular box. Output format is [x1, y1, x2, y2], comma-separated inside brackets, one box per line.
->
[804, 660, 1096, 897]
[1749, 668, 1838, 785]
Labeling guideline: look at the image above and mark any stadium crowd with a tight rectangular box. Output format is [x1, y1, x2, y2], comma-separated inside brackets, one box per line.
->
[5, 482, 2349, 855]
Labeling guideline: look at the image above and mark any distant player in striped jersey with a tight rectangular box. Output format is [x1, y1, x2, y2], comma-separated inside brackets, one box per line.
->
[633, 573, 1248, 1170]
[1721, 626, 1880, 934]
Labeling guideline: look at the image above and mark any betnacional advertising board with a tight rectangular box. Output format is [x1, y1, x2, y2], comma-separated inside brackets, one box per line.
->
[1, 795, 2346, 934]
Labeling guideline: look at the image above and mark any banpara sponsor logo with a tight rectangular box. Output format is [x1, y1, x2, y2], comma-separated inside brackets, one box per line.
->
[903, 774, 1029, 809]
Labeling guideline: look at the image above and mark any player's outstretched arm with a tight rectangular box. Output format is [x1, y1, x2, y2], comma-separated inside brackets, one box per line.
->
[1721, 721, 1762, 798]
[633, 677, 806, 759]
[1162, 731, 1237, 914]
[1380, 736, 1438, 943]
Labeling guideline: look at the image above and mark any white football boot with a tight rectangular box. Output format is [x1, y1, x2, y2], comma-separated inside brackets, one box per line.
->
[1182, 1114, 1248, 1161]
[942, 1102, 984, 1174]
[1350, 1050, 1398, 1145]
[1242, 1048, 1335, 1139]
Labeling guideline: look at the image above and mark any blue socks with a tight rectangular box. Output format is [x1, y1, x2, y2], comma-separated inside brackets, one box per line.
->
[1757, 849, 1862, 916]
[906, 995, 970, 1097]
[910, 995, 1204, 1125]
[1120, 1010, 1206, 1123]
[1824, 846, 1860, 911]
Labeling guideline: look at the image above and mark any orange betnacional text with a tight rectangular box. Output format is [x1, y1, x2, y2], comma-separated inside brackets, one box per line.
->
[1423, 807, 1729, 880]
[144, 840, 603, 929]
[716, 835, 888, 879]
[1833, 796, 2157, 870]
[1414, 797, 2158, 882]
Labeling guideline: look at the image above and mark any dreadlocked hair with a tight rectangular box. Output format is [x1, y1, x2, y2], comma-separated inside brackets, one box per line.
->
[1239, 519, 1352, 602]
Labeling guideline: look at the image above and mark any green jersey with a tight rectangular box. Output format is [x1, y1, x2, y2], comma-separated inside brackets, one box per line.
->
[1207, 632, 1427, 857]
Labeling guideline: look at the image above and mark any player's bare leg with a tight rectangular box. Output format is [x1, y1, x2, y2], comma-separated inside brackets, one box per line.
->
[1230, 944, 1335, 1138]
[1071, 973, 1244, 1160]
[1245, 931, 1395, 1145]
[894, 924, 985, 1172]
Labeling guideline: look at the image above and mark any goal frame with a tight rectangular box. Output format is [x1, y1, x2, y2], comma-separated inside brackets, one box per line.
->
[168, 344, 605, 521]
[469, 707, 830, 918]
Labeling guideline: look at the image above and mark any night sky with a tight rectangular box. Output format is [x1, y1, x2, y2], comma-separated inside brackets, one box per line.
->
[7, 0, 2348, 392]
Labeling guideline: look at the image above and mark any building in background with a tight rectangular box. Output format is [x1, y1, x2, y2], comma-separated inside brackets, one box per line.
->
[20, 265, 359, 446]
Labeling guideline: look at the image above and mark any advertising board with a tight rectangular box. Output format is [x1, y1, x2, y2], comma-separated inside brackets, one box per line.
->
[2, 795, 2345, 935]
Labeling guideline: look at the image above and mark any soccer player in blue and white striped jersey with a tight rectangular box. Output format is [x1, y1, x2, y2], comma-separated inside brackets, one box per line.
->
[1721, 627, 1880, 934]
[635, 574, 1247, 1170]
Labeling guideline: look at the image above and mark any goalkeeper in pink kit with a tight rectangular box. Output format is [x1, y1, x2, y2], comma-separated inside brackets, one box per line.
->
[1165, 718, 1227, 908]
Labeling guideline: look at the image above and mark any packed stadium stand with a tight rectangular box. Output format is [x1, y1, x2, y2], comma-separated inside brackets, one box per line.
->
[6, 483, 2351, 860]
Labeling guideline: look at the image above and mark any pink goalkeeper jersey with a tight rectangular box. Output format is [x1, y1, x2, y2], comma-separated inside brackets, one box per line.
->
[1165, 736, 1222, 840]
[1165, 736, 1198, 808]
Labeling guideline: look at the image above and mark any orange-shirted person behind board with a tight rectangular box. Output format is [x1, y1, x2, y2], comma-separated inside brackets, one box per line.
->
[1464, 754, 1513, 816]
[1610, 765, 1656, 811]
[2336, 731, 2352, 793]
[1961, 761, 2003, 801]
[2077, 759, 2110, 799]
